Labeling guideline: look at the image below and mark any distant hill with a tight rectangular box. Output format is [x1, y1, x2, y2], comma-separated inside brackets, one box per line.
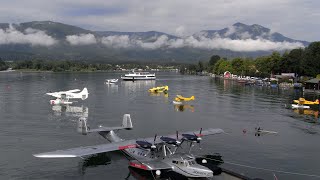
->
[0, 21, 310, 62]
[194, 22, 309, 46]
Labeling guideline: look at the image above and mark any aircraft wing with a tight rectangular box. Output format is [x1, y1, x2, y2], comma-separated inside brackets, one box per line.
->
[34, 128, 223, 158]
[33, 140, 137, 158]
[179, 128, 224, 137]
[46, 92, 59, 98]
[66, 89, 81, 93]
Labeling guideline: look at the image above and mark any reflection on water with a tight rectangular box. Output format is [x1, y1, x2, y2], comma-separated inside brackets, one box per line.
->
[78, 153, 111, 175]
[293, 109, 320, 123]
[52, 105, 88, 118]
[174, 104, 194, 112]
[293, 109, 319, 118]
[106, 84, 119, 94]
[149, 92, 169, 98]
[121, 80, 156, 92]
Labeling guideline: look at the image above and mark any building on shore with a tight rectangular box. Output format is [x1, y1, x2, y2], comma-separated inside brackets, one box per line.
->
[305, 78, 320, 90]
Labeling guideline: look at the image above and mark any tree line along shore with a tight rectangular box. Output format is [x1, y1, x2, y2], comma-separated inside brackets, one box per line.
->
[1, 41, 319, 78]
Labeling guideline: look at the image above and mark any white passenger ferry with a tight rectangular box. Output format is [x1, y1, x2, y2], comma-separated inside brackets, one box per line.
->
[121, 71, 156, 81]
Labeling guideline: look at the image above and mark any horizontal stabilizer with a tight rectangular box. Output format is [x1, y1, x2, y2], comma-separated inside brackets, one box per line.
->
[78, 114, 132, 135]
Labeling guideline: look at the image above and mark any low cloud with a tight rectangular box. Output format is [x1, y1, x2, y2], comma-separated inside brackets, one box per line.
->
[175, 26, 186, 37]
[100, 35, 131, 48]
[0, 26, 57, 46]
[99, 34, 304, 51]
[66, 33, 97, 45]
[224, 26, 237, 37]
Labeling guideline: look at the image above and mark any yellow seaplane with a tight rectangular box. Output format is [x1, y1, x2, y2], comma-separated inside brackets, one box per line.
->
[148, 85, 169, 93]
[173, 95, 195, 105]
[293, 98, 319, 105]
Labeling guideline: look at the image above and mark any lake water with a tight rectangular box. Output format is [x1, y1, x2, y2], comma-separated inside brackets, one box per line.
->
[0, 72, 320, 180]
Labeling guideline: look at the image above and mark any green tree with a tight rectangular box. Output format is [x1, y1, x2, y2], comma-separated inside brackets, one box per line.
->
[303, 42, 320, 76]
[0, 60, 8, 71]
[209, 55, 221, 66]
[231, 58, 244, 75]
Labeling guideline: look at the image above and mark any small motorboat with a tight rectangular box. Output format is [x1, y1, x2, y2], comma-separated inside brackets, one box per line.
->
[293, 98, 319, 105]
[148, 86, 169, 93]
[105, 79, 118, 84]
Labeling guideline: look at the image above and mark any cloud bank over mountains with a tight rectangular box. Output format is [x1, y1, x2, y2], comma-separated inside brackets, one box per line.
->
[96, 34, 304, 51]
[66, 33, 97, 45]
[0, 25, 304, 52]
[0, 26, 57, 46]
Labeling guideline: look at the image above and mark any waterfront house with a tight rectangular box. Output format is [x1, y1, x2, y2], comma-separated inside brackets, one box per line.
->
[305, 78, 320, 90]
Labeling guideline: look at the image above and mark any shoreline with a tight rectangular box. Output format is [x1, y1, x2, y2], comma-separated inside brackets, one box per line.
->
[0, 69, 179, 73]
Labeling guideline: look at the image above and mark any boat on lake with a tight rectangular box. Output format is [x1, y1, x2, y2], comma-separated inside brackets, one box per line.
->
[121, 70, 156, 81]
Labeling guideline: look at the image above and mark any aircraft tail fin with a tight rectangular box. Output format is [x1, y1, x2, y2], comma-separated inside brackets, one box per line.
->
[122, 114, 133, 129]
[80, 87, 89, 100]
[77, 117, 90, 135]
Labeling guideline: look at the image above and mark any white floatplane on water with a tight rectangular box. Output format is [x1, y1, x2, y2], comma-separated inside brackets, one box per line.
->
[105, 79, 118, 84]
[46, 87, 89, 105]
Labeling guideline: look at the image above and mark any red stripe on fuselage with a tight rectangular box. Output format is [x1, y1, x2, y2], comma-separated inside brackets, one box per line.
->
[118, 144, 137, 150]
[129, 162, 148, 170]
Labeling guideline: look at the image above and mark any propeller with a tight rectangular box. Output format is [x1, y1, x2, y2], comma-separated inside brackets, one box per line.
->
[151, 134, 157, 149]
[181, 128, 203, 150]
[196, 128, 203, 143]
[196, 128, 202, 149]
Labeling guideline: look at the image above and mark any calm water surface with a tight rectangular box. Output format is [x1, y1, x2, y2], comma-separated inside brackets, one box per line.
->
[0, 72, 320, 180]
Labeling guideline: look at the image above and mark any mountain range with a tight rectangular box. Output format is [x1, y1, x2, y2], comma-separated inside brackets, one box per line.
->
[0, 21, 309, 63]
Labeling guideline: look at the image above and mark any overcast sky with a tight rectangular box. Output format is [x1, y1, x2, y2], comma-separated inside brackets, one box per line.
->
[0, 0, 319, 41]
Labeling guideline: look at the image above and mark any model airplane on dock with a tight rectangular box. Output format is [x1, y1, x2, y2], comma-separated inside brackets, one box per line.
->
[33, 114, 224, 178]
[46, 87, 88, 105]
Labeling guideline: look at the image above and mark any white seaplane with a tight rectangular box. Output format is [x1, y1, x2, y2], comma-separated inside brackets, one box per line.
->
[105, 79, 118, 85]
[46, 87, 89, 105]
[33, 114, 224, 178]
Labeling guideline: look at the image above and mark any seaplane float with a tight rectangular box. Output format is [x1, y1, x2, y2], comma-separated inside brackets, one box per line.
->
[46, 87, 89, 105]
[105, 79, 118, 85]
[33, 114, 225, 179]
[148, 85, 169, 93]
[173, 95, 195, 105]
